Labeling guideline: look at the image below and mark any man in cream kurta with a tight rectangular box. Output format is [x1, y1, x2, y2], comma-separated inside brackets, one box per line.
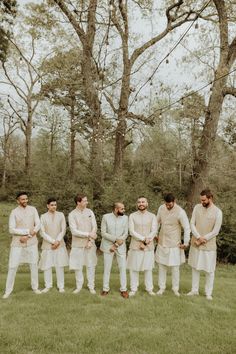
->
[100, 202, 129, 298]
[127, 196, 157, 296]
[155, 193, 190, 296]
[39, 198, 69, 293]
[188, 189, 222, 300]
[69, 194, 97, 294]
[3, 192, 41, 299]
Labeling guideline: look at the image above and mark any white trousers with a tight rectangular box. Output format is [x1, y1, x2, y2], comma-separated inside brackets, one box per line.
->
[130, 270, 153, 292]
[191, 267, 215, 296]
[5, 263, 39, 295]
[103, 252, 127, 292]
[158, 264, 179, 291]
[44, 267, 65, 290]
[75, 266, 96, 291]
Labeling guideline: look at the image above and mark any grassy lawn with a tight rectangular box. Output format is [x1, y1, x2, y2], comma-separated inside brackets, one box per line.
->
[0, 203, 236, 354]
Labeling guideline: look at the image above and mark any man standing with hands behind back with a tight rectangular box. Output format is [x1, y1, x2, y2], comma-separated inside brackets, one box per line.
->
[3, 192, 41, 299]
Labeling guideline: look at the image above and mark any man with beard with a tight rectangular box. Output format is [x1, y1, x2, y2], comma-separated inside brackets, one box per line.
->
[3, 192, 41, 299]
[39, 198, 69, 293]
[127, 196, 157, 296]
[187, 189, 222, 300]
[69, 194, 97, 294]
[155, 193, 190, 296]
[100, 202, 129, 298]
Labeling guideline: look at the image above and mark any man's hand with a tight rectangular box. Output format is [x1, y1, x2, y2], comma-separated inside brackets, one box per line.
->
[89, 231, 97, 239]
[139, 242, 146, 250]
[85, 239, 93, 249]
[179, 244, 187, 250]
[194, 237, 206, 246]
[110, 244, 117, 253]
[29, 230, 37, 237]
[20, 236, 28, 243]
[145, 238, 152, 245]
[51, 241, 60, 250]
[115, 239, 123, 246]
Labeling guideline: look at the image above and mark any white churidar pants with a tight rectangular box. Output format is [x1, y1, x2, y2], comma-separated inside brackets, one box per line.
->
[191, 267, 215, 296]
[103, 252, 127, 292]
[158, 264, 180, 291]
[5, 263, 38, 295]
[75, 266, 96, 291]
[130, 270, 153, 292]
[44, 267, 65, 290]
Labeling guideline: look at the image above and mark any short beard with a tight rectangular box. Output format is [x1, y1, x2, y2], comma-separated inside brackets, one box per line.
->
[117, 211, 124, 216]
[202, 202, 210, 208]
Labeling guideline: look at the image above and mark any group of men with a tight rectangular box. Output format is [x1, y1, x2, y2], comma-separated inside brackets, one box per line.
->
[2, 189, 222, 301]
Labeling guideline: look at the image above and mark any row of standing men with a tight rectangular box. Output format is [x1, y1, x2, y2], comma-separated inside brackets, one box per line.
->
[2, 189, 222, 300]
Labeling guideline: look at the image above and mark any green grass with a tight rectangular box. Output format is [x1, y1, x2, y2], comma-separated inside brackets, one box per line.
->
[0, 203, 236, 354]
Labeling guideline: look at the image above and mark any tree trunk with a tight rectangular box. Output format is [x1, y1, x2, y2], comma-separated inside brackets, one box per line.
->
[69, 95, 76, 178]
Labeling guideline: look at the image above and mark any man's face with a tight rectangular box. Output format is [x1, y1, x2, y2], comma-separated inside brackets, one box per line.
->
[47, 201, 57, 213]
[78, 197, 88, 209]
[17, 195, 28, 208]
[165, 201, 175, 210]
[115, 203, 125, 216]
[137, 198, 148, 211]
[200, 195, 211, 208]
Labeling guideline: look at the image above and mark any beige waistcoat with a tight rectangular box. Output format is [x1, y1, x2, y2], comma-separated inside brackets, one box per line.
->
[191, 204, 219, 251]
[41, 211, 66, 250]
[69, 208, 97, 248]
[129, 211, 156, 251]
[10, 206, 39, 248]
[158, 204, 182, 248]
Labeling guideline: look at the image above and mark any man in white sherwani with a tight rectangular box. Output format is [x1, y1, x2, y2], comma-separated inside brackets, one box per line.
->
[39, 198, 69, 293]
[100, 202, 129, 298]
[3, 192, 41, 299]
[69, 194, 97, 294]
[188, 189, 222, 300]
[127, 196, 157, 296]
[155, 193, 190, 296]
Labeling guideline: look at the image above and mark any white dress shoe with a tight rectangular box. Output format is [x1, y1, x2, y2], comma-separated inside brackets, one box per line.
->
[2, 293, 11, 299]
[59, 288, 65, 293]
[41, 288, 50, 294]
[129, 291, 136, 297]
[33, 289, 41, 294]
[173, 290, 180, 297]
[73, 288, 81, 294]
[148, 291, 156, 296]
[89, 289, 96, 295]
[186, 291, 199, 296]
[206, 295, 213, 300]
[156, 289, 165, 295]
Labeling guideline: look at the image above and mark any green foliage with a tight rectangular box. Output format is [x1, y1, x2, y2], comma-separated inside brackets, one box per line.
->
[0, 0, 17, 62]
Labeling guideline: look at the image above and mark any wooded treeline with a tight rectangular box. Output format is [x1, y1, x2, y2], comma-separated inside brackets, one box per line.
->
[0, 0, 236, 262]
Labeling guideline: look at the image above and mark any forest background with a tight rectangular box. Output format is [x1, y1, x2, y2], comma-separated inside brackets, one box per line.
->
[0, 0, 236, 263]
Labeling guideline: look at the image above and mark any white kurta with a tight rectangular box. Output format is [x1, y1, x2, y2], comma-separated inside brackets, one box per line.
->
[188, 204, 222, 272]
[39, 211, 69, 271]
[127, 211, 157, 271]
[8, 205, 40, 267]
[69, 208, 97, 270]
[155, 205, 190, 267]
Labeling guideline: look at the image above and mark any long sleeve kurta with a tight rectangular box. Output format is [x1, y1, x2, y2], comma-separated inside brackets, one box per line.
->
[100, 213, 128, 254]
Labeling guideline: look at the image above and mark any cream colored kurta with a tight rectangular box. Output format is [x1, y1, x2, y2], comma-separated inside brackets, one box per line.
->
[39, 211, 69, 270]
[155, 204, 190, 266]
[8, 205, 40, 267]
[69, 207, 97, 270]
[127, 210, 157, 271]
[188, 203, 222, 272]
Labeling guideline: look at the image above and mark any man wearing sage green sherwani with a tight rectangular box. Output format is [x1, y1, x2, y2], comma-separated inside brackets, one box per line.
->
[3, 192, 41, 299]
[100, 202, 129, 298]
[187, 189, 222, 300]
[155, 193, 190, 296]
[69, 194, 97, 294]
[127, 196, 157, 296]
[39, 198, 68, 293]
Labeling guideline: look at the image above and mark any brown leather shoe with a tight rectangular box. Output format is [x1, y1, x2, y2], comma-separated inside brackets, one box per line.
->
[120, 291, 129, 299]
[101, 291, 109, 296]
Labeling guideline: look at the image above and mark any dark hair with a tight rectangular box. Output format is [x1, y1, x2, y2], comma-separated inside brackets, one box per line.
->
[164, 193, 175, 203]
[16, 191, 28, 199]
[113, 202, 124, 210]
[74, 194, 87, 204]
[47, 197, 57, 205]
[137, 195, 147, 201]
[200, 189, 213, 199]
